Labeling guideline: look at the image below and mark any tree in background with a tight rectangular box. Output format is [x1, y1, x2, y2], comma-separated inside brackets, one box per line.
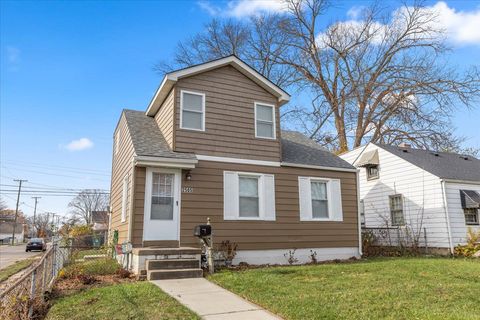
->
[68, 189, 109, 225]
[26, 212, 51, 238]
[0, 197, 7, 211]
[160, 0, 480, 153]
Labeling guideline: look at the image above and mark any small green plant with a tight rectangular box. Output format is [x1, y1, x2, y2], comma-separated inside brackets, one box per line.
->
[284, 249, 298, 265]
[454, 228, 480, 257]
[218, 240, 238, 266]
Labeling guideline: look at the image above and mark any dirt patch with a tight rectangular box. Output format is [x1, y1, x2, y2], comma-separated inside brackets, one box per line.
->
[52, 273, 136, 298]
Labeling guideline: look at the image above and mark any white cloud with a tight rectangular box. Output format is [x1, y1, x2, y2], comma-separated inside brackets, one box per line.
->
[198, 0, 287, 18]
[197, 0, 221, 16]
[428, 1, 480, 45]
[64, 138, 94, 151]
[7, 46, 20, 63]
[346, 6, 364, 20]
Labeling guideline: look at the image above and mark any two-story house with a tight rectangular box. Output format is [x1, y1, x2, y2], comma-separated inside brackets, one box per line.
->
[110, 56, 360, 279]
[341, 143, 480, 254]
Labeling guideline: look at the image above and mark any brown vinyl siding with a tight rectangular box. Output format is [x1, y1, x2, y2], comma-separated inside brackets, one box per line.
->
[131, 166, 145, 247]
[131, 160, 358, 250]
[173, 65, 281, 161]
[154, 88, 175, 149]
[110, 114, 134, 244]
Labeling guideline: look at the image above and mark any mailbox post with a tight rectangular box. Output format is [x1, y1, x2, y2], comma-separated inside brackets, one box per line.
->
[194, 218, 214, 274]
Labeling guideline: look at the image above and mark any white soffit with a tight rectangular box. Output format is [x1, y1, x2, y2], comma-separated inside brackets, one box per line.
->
[145, 56, 290, 116]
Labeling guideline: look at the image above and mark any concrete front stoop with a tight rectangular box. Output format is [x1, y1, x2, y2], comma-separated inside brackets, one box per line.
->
[151, 278, 282, 320]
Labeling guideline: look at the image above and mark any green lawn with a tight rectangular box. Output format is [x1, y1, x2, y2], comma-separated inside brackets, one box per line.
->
[209, 258, 480, 320]
[46, 282, 200, 320]
[0, 258, 35, 282]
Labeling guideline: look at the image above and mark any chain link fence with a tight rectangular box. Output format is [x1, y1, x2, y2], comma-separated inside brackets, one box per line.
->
[362, 226, 429, 256]
[0, 240, 71, 319]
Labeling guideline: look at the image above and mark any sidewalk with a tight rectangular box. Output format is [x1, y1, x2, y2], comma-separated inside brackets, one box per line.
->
[151, 278, 282, 320]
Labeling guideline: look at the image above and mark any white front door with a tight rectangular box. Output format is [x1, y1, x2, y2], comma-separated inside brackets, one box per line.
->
[143, 168, 181, 241]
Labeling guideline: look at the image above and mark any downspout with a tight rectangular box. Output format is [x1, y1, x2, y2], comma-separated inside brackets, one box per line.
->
[440, 179, 454, 254]
[356, 169, 363, 257]
[127, 158, 136, 244]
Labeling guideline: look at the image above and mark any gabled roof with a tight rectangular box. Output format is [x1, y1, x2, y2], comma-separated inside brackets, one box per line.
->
[281, 131, 355, 170]
[91, 211, 108, 224]
[145, 55, 291, 116]
[123, 109, 196, 160]
[375, 144, 480, 182]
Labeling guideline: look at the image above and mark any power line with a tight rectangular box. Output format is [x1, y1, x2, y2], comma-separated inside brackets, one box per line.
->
[1, 184, 109, 192]
[1, 166, 110, 182]
[2, 159, 110, 174]
[2, 161, 111, 176]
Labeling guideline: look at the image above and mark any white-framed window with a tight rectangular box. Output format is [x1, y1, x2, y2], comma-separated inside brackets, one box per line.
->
[389, 194, 404, 226]
[223, 171, 275, 221]
[115, 129, 121, 155]
[180, 90, 205, 131]
[151, 172, 175, 220]
[366, 165, 379, 180]
[121, 175, 128, 222]
[464, 208, 479, 225]
[298, 177, 343, 221]
[254, 102, 276, 139]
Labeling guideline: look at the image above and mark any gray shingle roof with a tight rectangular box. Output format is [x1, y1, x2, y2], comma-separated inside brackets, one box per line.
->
[281, 131, 355, 170]
[123, 109, 196, 159]
[376, 144, 480, 182]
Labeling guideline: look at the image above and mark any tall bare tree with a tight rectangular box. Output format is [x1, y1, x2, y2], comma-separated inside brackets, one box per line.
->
[68, 189, 109, 225]
[163, 0, 480, 153]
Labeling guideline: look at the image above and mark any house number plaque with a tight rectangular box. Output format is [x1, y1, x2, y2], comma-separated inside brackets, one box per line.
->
[182, 186, 193, 193]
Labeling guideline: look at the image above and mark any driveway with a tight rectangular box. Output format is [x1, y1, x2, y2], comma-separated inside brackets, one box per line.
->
[0, 244, 40, 270]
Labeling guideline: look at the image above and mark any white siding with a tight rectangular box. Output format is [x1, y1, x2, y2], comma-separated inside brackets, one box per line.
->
[341, 144, 450, 248]
[444, 182, 480, 246]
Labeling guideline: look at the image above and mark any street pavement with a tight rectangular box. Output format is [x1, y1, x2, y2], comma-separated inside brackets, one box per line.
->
[0, 244, 40, 270]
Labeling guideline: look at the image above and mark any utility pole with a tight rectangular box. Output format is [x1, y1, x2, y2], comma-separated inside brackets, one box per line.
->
[31, 196, 41, 237]
[11, 179, 28, 245]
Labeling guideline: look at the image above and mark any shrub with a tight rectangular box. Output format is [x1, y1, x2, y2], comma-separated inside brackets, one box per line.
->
[454, 228, 480, 257]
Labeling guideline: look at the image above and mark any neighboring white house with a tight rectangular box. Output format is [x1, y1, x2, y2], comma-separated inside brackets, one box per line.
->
[341, 143, 480, 253]
[0, 221, 25, 244]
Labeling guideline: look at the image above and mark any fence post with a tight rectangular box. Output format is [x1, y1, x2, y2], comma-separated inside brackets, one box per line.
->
[52, 241, 57, 278]
[28, 268, 37, 318]
[41, 256, 47, 294]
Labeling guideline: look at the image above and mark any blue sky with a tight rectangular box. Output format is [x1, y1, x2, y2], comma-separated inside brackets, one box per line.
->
[1, 0, 479, 217]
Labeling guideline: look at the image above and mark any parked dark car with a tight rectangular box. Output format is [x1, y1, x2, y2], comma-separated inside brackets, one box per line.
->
[26, 238, 46, 252]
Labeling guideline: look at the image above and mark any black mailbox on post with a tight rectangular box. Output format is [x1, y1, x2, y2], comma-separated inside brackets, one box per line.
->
[194, 224, 212, 238]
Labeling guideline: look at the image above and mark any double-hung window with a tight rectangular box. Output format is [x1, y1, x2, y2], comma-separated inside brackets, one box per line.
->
[389, 194, 404, 226]
[298, 177, 343, 221]
[223, 171, 275, 221]
[239, 176, 260, 218]
[464, 208, 479, 225]
[180, 90, 205, 131]
[311, 180, 329, 219]
[255, 102, 275, 139]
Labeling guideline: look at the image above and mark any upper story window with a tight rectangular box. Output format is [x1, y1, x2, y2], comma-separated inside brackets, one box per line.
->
[180, 90, 205, 131]
[366, 165, 379, 180]
[255, 102, 276, 139]
[389, 194, 404, 226]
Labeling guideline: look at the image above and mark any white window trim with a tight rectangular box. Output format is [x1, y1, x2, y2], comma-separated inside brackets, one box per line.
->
[254, 102, 276, 140]
[180, 90, 206, 131]
[121, 175, 128, 223]
[238, 172, 265, 220]
[307, 178, 332, 221]
[389, 194, 405, 226]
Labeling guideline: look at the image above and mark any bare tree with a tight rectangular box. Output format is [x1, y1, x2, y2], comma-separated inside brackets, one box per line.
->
[68, 189, 109, 225]
[155, 16, 296, 88]
[164, 0, 480, 153]
[26, 212, 52, 238]
[276, 0, 480, 152]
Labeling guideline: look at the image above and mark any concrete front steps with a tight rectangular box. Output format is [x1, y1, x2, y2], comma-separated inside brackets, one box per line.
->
[138, 247, 203, 281]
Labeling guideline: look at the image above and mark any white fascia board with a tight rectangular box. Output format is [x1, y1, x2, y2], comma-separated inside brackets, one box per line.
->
[134, 155, 198, 169]
[281, 162, 359, 173]
[197, 154, 280, 167]
[145, 56, 290, 116]
[441, 179, 480, 185]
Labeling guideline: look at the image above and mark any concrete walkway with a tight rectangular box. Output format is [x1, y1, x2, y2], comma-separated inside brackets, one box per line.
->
[151, 278, 282, 320]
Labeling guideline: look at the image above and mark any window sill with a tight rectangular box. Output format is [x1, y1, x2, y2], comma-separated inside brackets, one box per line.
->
[179, 127, 205, 132]
[300, 218, 337, 222]
[254, 135, 277, 140]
